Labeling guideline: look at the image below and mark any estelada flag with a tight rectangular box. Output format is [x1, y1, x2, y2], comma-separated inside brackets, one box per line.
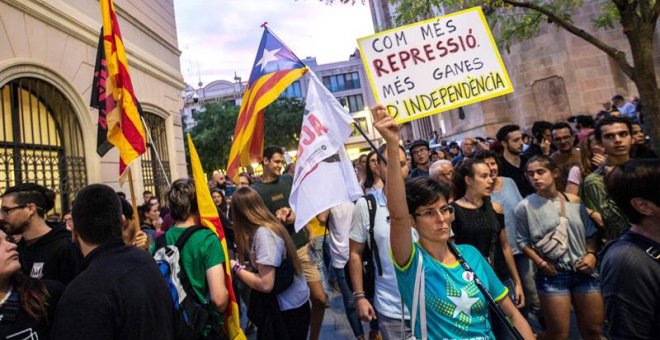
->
[187, 134, 245, 340]
[226, 26, 307, 180]
[99, 0, 147, 175]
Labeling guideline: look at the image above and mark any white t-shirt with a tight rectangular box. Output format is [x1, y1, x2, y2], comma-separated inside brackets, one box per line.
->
[567, 165, 582, 186]
[328, 202, 354, 269]
[349, 190, 410, 320]
[252, 227, 310, 311]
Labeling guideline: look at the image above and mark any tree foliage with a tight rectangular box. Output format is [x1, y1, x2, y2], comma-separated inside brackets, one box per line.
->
[322, 0, 660, 151]
[188, 97, 305, 173]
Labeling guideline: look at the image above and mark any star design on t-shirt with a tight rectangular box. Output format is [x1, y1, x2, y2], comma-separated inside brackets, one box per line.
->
[448, 288, 479, 319]
[256, 48, 280, 71]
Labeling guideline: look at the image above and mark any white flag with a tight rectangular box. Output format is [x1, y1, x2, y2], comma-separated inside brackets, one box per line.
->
[289, 72, 363, 231]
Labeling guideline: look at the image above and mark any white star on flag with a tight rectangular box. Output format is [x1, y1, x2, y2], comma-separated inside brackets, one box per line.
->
[448, 289, 479, 319]
[256, 48, 280, 71]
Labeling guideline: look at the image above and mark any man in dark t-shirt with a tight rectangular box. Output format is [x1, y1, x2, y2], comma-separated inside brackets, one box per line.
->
[53, 184, 175, 340]
[601, 159, 660, 339]
[251, 145, 327, 340]
[496, 125, 534, 197]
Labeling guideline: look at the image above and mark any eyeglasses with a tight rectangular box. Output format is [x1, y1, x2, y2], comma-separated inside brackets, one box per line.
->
[553, 136, 573, 142]
[413, 205, 455, 218]
[0, 205, 26, 216]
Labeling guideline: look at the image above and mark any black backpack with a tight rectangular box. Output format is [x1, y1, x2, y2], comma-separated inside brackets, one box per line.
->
[154, 226, 223, 340]
[345, 194, 383, 300]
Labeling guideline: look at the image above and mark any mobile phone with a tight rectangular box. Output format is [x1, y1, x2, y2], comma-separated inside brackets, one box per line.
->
[225, 185, 236, 197]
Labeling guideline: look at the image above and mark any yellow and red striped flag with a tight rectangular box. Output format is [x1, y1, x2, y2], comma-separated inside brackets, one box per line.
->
[226, 26, 307, 180]
[99, 0, 147, 175]
[187, 134, 245, 340]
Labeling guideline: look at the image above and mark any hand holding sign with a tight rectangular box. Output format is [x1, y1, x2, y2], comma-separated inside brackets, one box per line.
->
[370, 104, 401, 145]
[358, 7, 513, 124]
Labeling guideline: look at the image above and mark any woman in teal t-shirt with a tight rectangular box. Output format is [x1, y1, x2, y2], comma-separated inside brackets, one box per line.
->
[370, 105, 534, 339]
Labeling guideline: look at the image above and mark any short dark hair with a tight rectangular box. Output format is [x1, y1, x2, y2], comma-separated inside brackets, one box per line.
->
[72, 184, 123, 245]
[551, 122, 573, 135]
[576, 115, 594, 128]
[605, 159, 660, 224]
[2, 183, 56, 217]
[166, 178, 198, 221]
[238, 172, 253, 185]
[496, 125, 520, 142]
[594, 116, 632, 141]
[119, 197, 133, 220]
[611, 95, 624, 101]
[143, 190, 152, 195]
[376, 143, 406, 165]
[473, 150, 498, 161]
[405, 177, 451, 216]
[116, 191, 127, 199]
[263, 145, 284, 160]
[531, 121, 553, 142]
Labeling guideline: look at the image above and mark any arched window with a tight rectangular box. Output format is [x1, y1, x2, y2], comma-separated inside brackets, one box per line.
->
[141, 112, 171, 201]
[0, 78, 87, 213]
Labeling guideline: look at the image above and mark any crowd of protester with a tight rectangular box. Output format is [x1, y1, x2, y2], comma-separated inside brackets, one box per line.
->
[0, 93, 658, 340]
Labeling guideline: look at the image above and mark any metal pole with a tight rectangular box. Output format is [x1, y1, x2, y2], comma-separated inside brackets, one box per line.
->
[140, 115, 171, 187]
[352, 121, 387, 165]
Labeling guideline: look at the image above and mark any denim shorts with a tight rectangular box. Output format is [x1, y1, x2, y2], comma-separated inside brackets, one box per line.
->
[535, 270, 601, 296]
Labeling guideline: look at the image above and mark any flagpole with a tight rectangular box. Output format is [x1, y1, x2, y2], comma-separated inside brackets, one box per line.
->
[140, 116, 171, 187]
[126, 166, 141, 236]
[352, 121, 387, 165]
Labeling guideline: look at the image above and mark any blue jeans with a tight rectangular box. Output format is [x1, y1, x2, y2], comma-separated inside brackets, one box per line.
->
[329, 265, 366, 338]
[535, 269, 601, 296]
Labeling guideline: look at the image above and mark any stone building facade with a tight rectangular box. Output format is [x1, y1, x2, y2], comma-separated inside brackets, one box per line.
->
[369, 0, 660, 141]
[0, 0, 186, 212]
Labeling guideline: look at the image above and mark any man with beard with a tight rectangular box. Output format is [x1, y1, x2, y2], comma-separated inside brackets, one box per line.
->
[0, 183, 82, 284]
[496, 125, 534, 197]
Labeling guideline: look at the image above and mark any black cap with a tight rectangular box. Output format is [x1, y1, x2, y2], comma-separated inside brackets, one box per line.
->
[409, 139, 429, 152]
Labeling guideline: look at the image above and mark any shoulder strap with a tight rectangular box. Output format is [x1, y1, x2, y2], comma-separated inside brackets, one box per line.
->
[174, 226, 206, 303]
[365, 194, 383, 276]
[175, 226, 206, 250]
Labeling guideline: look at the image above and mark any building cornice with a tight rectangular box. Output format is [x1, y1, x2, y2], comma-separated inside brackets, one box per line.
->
[2, 0, 185, 90]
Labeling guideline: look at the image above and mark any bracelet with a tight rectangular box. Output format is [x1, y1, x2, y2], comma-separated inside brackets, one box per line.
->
[352, 291, 365, 297]
[353, 295, 366, 304]
[588, 210, 596, 218]
[232, 263, 243, 274]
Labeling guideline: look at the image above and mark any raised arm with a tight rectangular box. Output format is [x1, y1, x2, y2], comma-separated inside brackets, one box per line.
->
[370, 105, 412, 267]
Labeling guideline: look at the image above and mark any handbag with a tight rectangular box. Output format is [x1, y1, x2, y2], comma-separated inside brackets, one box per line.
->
[534, 196, 569, 261]
[247, 253, 295, 328]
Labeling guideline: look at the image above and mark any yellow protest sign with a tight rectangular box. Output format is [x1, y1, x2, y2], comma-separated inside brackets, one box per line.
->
[357, 7, 513, 123]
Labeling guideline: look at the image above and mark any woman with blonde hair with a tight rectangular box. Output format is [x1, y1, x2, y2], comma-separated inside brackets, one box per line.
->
[565, 132, 605, 196]
[230, 186, 310, 339]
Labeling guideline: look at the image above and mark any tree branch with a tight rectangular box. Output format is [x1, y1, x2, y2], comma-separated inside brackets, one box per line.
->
[652, 0, 660, 20]
[502, 0, 635, 79]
